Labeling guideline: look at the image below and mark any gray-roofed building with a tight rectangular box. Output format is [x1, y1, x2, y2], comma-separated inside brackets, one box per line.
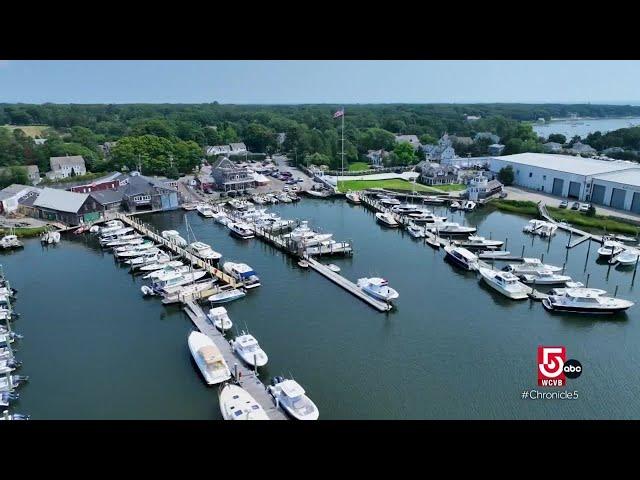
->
[32, 187, 101, 225]
[542, 142, 563, 153]
[488, 144, 505, 156]
[48, 155, 86, 179]
[0, 184, 39, 214]
[229, 142, 248, 154]
[567, 142, 597, 157]
[394, 135, 420, 150]
[118, 173, 179, 212]
[474, 132, 500, 144]
[418, 162, 458, 186]
[211, 157, 256, 192]
[89, 189, 125, 212]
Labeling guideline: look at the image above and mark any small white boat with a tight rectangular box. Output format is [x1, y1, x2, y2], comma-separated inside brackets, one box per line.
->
[151, 270, 208, 295]
[444, 244, 478, 271]
[207, 306, 232, 330]
[284, 222, 333, 245]
[124, 249, 165, 265]
[522, 219, 548, 233]
[0, 236, 23, 250]
[40, 230, 61, 244]
[426, 222, 476, 235]
[182, 203, 198, 211]
[598, 239, 624, 259]
[455, 235, 504, 250]
[612, 249, 640, 266]
[520, 270, 572, 285]
[379, 197, 400, 206]
[391, 204, 421, 215]
[538, 223, 558, 237]
[97, 220, 124, 235]
[0, 374, 28, 392]
[208, 288, 246, 304]
[196, 204, 215, 218]
[227, 222, 255, 239]
[505, 258, 562, 274]
[0, 411, 30, 421]
[407, 223, 425, 238]
[326, 264, 341, 272]
[543, 288, 634, 314]
[462, 200, 476, 211]
[0, 392, 19, 408]
[142, 264, 188, 279]
[408, 212, 447, 223]
[231, 332, 268, 367]
[212, 211, 229, 225]
[223, 262, 260, 289]
[450, 201, 461, 210]
[139, 260, 184, 273]
[549, 283, 607, 296]
[478, 267, 532, 300]
[345, 191, 361, 204]
[219, 384, 269, 420]
[187, 241, 222, 261]
[375, 212, 399, 228]
[298, 260, 309, 268]
[161, 230, 187, 246]
[162, 279, 217, 304]
[357, 277, 399, 302]
[268, 376, 319, 420]
[188, 331, 231, 385]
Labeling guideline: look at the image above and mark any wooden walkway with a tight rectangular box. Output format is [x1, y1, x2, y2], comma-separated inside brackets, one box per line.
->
[183, 300, 288, 420]
[538, 203, 601, 244]
[114, 212, 241, 288]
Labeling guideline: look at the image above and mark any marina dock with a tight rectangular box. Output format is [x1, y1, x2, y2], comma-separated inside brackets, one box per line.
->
[183, 300, 288, 420]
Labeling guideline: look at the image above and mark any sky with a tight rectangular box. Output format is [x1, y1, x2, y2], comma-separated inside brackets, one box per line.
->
[0, 60, 639, 105]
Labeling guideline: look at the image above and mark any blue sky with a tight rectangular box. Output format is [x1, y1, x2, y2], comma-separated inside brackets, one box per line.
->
[0, 60, 638, 104]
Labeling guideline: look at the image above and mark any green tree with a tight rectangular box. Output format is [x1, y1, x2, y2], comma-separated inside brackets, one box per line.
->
[393, 141, 417, 165]
[243, 123, 276, 153]
[419, 133, 438, 145]
[498, 166, 514, 186]
[359, 128, 395, 152]
[547, 133, 567, 144]
[0, 166, 29, 189]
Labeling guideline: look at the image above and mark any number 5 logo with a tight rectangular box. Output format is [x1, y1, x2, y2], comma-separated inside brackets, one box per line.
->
[538, 346, 566, 386]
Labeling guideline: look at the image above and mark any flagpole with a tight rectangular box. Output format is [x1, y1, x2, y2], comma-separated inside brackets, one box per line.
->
[341, 108, 344, 178]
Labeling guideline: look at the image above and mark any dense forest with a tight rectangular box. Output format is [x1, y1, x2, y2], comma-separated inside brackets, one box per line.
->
[2, 103, 640, 185]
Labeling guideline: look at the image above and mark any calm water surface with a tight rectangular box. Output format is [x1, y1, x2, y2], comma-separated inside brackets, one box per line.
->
[4, 198, 640, 419]
[533, 117, 640, 139]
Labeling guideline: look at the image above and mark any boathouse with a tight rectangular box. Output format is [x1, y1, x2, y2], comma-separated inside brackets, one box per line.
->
[32, 187, 101, 225]
[119, 173, 178, 212]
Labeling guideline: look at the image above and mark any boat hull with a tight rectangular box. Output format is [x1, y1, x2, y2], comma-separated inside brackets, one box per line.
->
[542, 299, 631, 314]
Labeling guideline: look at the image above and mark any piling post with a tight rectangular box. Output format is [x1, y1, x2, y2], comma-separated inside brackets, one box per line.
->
[586, 273, 590, 288]
[633, 255, 639, 285]
[562, 262, 566, 275]
[234, 363, 238, 382]
[521, 245, 525, 258]
[505, 237, 508, 251]
[584, 239, 592, 272]
[567, 229, 572, 248]
[614, 285, 619, 298]
[541, 253, 544, 263]
[254, 354, 258, 375]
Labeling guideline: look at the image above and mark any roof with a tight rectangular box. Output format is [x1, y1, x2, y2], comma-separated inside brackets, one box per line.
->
[119, 174, 175, 197]
[493, 153, 636, 177]
[33, 187, 89, 213]
[395, 134, 419, 143]
[229, 142, 247, 150]
[89, 189, 124, 205]
[0, 184, 36, 201]
[198, 345, 223, 365]
[50, 155, 85, 170]
[592, 168, 640, 188]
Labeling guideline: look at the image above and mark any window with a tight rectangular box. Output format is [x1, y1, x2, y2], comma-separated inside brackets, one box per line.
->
[133, 195, 150, 202]
[529, 172, 533, 178]
[543, 175, 546, 181]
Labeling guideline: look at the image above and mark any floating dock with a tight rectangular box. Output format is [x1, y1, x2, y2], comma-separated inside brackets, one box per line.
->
[183, 300, 288, 420]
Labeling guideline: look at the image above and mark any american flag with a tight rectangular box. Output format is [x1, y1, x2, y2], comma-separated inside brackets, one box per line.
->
[333, 108, 344, 118]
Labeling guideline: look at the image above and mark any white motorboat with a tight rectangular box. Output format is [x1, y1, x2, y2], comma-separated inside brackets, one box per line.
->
[407, 211, 447, 223]
[276, 192, 292, 203]
[40, 230, 61, 244]
[231, 332, 268, 367]
[252, 196, 266, 205]
[598, 239, 624, 259]
[208, 288, 246, 304]
[0, 411, 30, 421]
[326, 264, 341, 272]
[182, 203, 198, 211]
[151, 269, 208, 295]
[505, 258, 562, 274]
[196, 204, 215, 218]
[162, 279, 218, 304]
[124, 249, 164, 265]
[161, 230, 187, 246]
[345, 191, 361, 204]
[423, 196, 446, 205]
[0, 358, 19, 375]
[187, 241, 222, 261]
[219, 384, 269, 420]
[283, 222, 333, 245]
[520, 270, 573, 285]
[227, 222, 255, 239]
[450, 201, 462, 210]
[522, 219, 548, 233]
[207, 306, 233, 330]
[549, 283, 607, 297]
[462, 200, 476, 211]
[0, 392, 19, 408]
[379, 197, 401, 206]
[99, 227, 133, 240]
[543, 288, 634, 314]
[0, 374, 28, 392]
[97, 220, 124, 235]
[212, 211, 229, 225]
[139, 259, 183, 272]
[115, 243, 158, 259]
[455, 235, 504, 250]
[407, 223, 425, 238]
[375, 212, 399, 228]
[0, 332, 21, 345]
[268, 376, 319, 420]
[357, 277, 399, 302]
[188, 331, 231, 385]
[142, 264, 189, 279]
[478, 267, 532, 300]
[538, 223, 558, 238]
[612, 249, 640, 266]
[222, 262, 260, 289]
[227, 199, 252, 210]
[443, 244, 478, 271]
[114, 240, 154, 254]
[101, 234, 142, 247]
[0, 235, 23, 250]
[391, 203, 421, 215]
[426, 221, 476, 235]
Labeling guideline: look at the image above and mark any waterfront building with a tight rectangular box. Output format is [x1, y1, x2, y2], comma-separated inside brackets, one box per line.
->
[567, 141, 597, 157]
[119, 173, 179, 212]
[89, 189, 125, 213]
[58, 172, 121, 194]
[418, 162, 458, 186]
[211, 156, 256, 192]
[466, 172, 503, 201]
[229, 142, 248, 154]
[0, 184, 39, 214]
[32, 187, 101, 225]
[422, 134, 457, 162]
[206, 145, 232, 156]
[47, 155, 87, 180]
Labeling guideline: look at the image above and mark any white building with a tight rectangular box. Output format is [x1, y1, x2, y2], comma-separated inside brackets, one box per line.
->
[48, 155, 86, 179]
[487, 153, 640, 209]
[206, 145, 232, 156]
[229, 142, 248, 154]
[422, 134, 457, 162]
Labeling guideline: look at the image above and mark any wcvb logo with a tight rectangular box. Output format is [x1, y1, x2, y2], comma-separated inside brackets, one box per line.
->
[537, 346, 582, 387]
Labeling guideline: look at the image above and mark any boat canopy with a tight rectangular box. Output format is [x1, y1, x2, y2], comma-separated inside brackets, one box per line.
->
[280, 379, 305, 398]
[199, 345, 223, 365]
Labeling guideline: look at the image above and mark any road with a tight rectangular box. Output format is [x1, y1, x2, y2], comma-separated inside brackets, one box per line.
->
[504, 186, 640, 224]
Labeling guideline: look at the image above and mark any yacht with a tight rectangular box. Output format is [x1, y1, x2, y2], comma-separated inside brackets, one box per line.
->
[268, 377, 319, 420]
[505, 258, 562, 274]
[543, 288, 634, 314]
[522, 219, 548, 233]
[187, 241, 222, 261]
[227, 222, 255, 240]
[537, 223, 558, 238]
[219, 384, 269, 420]
[208, 288, 247, 304]
[40, 230, 61, 244]
[161, 230, 187, 246]
[223, 262, 261, 289]
[454, 236, 504, 250]
[357, 277, 399, 302]
[379, 197, 401, 206]
[0, 411, 30, 421]
[598, 239, 624, 259]
[124, 249, 165, 265]
[188, 331, 231, 385]
[478, 267, 532, 300]
[612, 249, 640, 266]
[207, 306, 233, 331]
[426, 221, 476, 235]
[182, 203, 198, 211]
[345, 191, 361, 204]
[1, 392, 19, 408]
[231, 332, 268, 367]
[407, 223, 426, 238]
[0, 374, 28, 392]
[139, 259, 184, 273]
[142, 264, 189, 280]
[196, 204, 215, 218]
[151, 269, 208, 295]
[519, 270, 573, 285]
[450, 201, 461, 210]
[0, 236, 23, 250]
[462, 200, 476, 211]
[407, 212, 447, 223]
[211, 210, 229, 225]
[284, 222, 333, 245]
[375, 212, 399, 228]
[391, 204, 421, 215]
[549, 283, 607, 296]
[444, 245, 478, 271]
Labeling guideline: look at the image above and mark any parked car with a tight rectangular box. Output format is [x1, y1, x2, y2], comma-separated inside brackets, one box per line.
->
[579, 203, 590, 212]
[296, 177, 304, 183]
[559, 200, 568, 208]
[498, 192, 508, 199]
[283, 186, 289, 192]
[571, 201, 580, 210]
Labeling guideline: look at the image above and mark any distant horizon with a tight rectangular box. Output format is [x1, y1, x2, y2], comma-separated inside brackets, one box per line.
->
[1, 61, 640, 104]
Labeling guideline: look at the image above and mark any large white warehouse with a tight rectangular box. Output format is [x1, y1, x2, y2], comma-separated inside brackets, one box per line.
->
[487, 153, 640, 212]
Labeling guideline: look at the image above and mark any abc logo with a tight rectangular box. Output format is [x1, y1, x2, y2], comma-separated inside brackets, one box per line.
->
[563, 359, 582, 379]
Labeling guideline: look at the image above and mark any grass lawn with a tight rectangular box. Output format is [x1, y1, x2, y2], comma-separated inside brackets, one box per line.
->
[347, 162, 371, 172]
[489, 199, 540, 216]
[0, 226, 48, 238]
[337, 179, 437, 193]
[2, 125, 51, 138]
[431, 183, 466, 192]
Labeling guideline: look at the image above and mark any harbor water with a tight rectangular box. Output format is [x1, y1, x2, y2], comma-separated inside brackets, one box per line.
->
[5, 198, 640, 419]
[533, 116, 640, 139]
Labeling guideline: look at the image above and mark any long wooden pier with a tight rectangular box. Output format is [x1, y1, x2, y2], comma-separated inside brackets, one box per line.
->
[114, 212, 242, 288]
[183, 300, 288, 420]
